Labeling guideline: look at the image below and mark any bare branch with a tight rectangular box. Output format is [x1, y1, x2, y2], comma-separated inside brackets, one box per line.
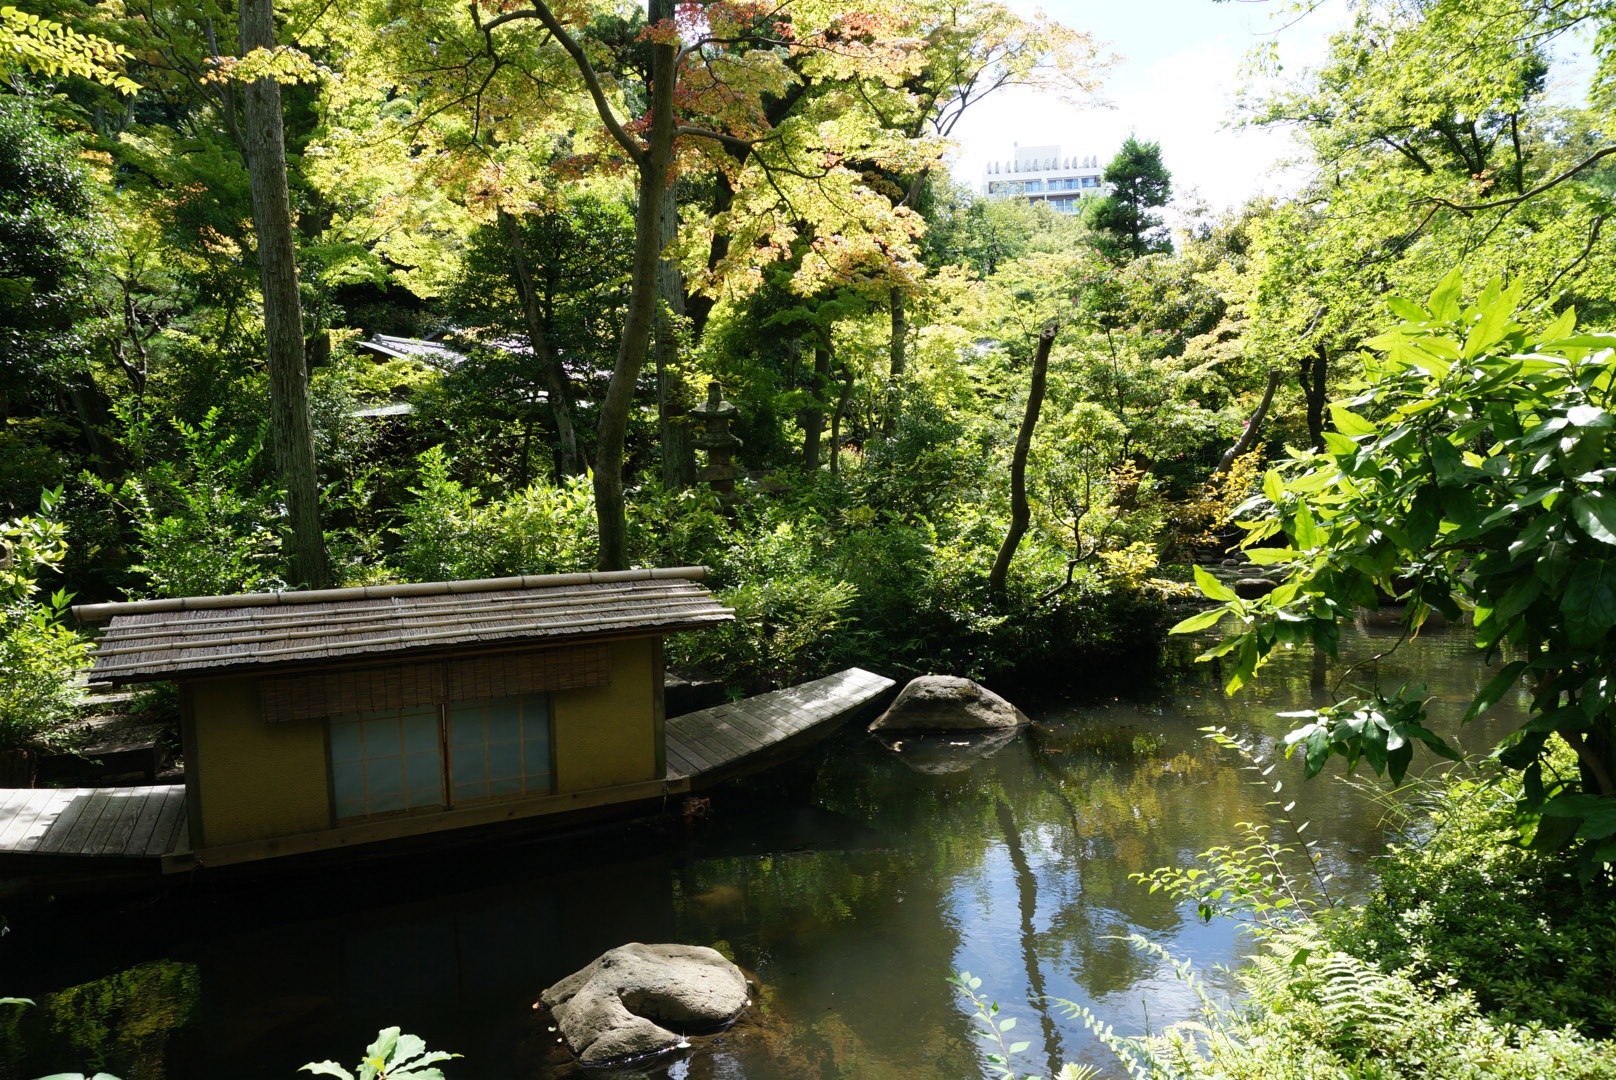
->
[469, 0, 645, 165]
[1429, 145, 1616, 215]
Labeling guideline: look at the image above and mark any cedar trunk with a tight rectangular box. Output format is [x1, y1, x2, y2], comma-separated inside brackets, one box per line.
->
[885, 285, 907, 435]
[802, 344, 831, 470]
[239, 0, 330, 588]
[989, 320, 1059, 599]
[656, 184, 696, 489]
[593, 0, 677, 570]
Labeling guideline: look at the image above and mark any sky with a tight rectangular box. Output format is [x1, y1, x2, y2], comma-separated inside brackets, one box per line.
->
[945, 0, 1351, 213]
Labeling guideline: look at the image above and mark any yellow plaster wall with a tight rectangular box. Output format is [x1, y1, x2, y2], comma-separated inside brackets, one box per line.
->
[190, 676, 331, 846]
[551, 638, 658, 792]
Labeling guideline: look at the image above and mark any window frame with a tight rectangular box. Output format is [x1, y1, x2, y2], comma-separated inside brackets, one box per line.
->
[324, 693, 557, 824]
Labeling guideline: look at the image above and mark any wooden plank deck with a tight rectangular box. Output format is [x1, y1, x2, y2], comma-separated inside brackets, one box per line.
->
[0, 784, 187, 860]
[667, 666, 895, 789]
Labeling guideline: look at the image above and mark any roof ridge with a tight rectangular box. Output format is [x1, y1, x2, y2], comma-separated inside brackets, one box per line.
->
[73, 567, 710, 625]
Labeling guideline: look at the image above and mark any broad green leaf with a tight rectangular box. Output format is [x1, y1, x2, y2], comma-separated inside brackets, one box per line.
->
[1429, 437, 1466, 482]
[1540, 306, 1576, 342]
[1463, 279, 1524, 359]
[1321, 431, 1359, 455]
[1492, 574, 1543, 627]
[1242, 547, 1296, 565]
[1571, 492, 1616, 544]
[1193, 565, 1237, 603]
[1386, 296, 1429, 323]
[1562, 559, 1616, 645]
[300, 1066, 355, 1080]
[1170, 607, 1228, 634]
[1291, 502, 1319, 549]
[1464, 661, 1528, 722]
[1539, 793, 1616, 841]
[1428, 268, 1464, 322]
[366, 1028, 401, 1063]
[1540, 334, 1616, 351]
[1328, 403, 1375, 438]
[1262, 469, 1284, 505]
[392, 1033, 428, 1066]
[1567, 404, 1614, 430]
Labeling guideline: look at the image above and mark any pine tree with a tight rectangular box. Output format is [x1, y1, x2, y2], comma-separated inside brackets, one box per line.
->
[1086, 136, 1172, 260]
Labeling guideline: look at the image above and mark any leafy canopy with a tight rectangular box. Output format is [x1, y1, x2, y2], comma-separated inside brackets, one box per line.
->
[1177, 272, 1616, 867]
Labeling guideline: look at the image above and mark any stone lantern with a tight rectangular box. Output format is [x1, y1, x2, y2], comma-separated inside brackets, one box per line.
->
[691, 380, 742, 501]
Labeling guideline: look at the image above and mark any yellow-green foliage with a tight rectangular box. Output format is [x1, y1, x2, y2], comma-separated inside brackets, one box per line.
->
[1130, 925, 1616, 1080]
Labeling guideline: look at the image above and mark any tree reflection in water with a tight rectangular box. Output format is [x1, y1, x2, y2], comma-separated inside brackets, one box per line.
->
[0, 624, 1520, 1080]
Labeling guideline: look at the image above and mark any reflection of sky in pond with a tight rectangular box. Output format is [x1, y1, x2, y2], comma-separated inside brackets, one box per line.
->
[0, 623, 1522, 1080]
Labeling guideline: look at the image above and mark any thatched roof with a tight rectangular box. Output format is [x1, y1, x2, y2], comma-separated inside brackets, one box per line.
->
[76, 568, 732, 686]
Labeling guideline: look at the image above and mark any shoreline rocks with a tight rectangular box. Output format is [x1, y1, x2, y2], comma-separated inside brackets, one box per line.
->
[868, 675, 1029, 733]
[540, 943, 749, 1067]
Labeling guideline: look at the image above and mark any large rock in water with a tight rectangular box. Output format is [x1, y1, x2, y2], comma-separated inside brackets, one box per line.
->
[868, 675, 1029, 733]
[540, 943, 749, 1067]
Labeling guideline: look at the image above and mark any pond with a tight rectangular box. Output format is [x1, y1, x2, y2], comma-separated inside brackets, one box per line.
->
[0, 620, 1524, 1080]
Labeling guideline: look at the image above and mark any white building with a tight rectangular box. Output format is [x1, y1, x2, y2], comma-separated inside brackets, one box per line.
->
[981, 144, 1106, 214]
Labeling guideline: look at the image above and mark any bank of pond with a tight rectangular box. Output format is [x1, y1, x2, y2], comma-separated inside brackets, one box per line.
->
[0, 623, 1547, 1079]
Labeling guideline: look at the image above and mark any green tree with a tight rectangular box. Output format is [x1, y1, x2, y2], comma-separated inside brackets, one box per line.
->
[1179, 275, 1616, 868]
[0, 96, 106, 452]
[0, 488, 89, 750]
[1085, 136, 1171, 260]
[445, 194, 636, 484]
[0, 5, 138, 91]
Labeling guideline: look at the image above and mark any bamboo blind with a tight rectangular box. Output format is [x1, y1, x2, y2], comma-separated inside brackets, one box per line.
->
[260, 645, 611, 722]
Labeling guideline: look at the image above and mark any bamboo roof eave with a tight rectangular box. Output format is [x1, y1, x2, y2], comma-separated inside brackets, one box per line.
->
[91, 605, 734, 672]
[96, 582, 706, 642]
[86, 610, 734, 686]
[91, 592, 718, 656]
[72, 566, 711, 625]
[80, 569, 733, 687]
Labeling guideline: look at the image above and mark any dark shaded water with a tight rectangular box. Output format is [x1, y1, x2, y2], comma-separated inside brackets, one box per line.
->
[0, 622, 1523, 1080]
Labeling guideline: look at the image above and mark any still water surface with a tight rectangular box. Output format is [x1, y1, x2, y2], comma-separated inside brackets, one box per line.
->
[1, 623, 1522, 1080]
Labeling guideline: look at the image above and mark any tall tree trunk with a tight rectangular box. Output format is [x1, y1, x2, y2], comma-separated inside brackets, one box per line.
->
[1215, 369, 1282, 474]
[884, 286, 907, 436]
[989, 320, 1058, 600]
[802, 343, 830, 470]
[1300, 341, 1329, 452]
[828, 359, 855, 477]
[239, 0, 330, 589]
[593, 0, 677, 571]
[888, 286, 908, 381]
[498, 208, 581, 477]
[656, 184, 696, 489]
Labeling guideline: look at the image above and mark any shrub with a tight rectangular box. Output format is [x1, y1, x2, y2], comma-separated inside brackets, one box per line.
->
[0, 490, 89, 750]
[391, 446, 596, 581]
[1105, 924, 1616, 1080]
[104, 409, 285, 598]
[1329, 775, 1616, 1038]
[1076, 743, 1616, 1079]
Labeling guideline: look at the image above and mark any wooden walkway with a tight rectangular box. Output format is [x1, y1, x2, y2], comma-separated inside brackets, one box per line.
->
[0, 784, 187, 860]
[666, 666, 894, 789]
